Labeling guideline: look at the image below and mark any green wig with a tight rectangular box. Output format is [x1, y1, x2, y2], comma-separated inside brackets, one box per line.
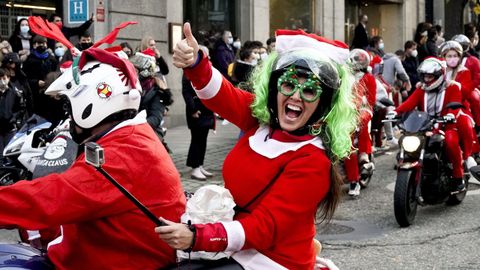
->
[249, 50, 358, 162]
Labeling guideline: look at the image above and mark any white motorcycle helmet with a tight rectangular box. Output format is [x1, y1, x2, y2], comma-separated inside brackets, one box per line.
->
[46, 48, 142, 130]
[347, 49, 371, 72]
[451, 34, 471, 52]
[439, 40, 463, 58]
[417, 57, 446, 91]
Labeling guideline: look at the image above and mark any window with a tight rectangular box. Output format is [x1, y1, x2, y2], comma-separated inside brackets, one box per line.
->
[270, 0, 314, 35]
[184, 0, 236, 36]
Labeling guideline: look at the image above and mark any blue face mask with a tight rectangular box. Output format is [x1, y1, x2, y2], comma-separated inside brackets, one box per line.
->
[379, 42, 385, 50]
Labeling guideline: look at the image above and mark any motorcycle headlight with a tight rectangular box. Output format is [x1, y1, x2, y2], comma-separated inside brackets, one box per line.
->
[402, 136, 421, 153]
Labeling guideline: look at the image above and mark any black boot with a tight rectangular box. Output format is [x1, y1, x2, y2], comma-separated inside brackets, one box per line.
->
[450, 177, 466, 194]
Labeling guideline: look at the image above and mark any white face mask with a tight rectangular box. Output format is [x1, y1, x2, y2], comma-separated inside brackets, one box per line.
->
[410, 49, 418, 58]
[379, 42, 385, 50]
[227, 37, 234, 44]
[20, 25, 29, 35]
[260, 52, 268, 60]
[233, 41, 241, 49]
[250, 59, 258, 66]
[55, 47, 65, 57]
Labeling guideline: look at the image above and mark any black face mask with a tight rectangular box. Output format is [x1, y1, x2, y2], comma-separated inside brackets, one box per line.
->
[80, 42, 93, 50]
[36, 46, 47, 53]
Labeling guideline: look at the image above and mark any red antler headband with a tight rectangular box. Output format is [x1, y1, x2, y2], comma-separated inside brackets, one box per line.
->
[28, 16, 74, 50]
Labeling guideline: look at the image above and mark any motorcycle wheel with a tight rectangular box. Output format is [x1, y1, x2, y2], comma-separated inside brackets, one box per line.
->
[0, 171, 16, 186]
[359, 155, 375, 188]
[394, 169, 418, 227]
[446, 173, 469, 205]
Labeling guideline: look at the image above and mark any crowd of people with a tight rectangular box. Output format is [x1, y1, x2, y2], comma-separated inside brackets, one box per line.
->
[0, 13, 479, 269]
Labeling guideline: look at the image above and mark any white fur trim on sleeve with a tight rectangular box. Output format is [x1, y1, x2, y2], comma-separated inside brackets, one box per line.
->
[193, 68, 223, 100]
[221, 221, 245, 252]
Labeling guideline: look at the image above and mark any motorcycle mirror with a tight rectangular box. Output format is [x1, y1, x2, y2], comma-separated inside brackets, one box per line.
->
[379, 98, 394, 107]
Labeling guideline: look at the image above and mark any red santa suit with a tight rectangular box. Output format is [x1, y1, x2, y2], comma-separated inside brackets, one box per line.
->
[0, 112, 186, 269]
[395, 83, 473, 178]
[345, 72, 376, 182]
[183, 52, 331, 270]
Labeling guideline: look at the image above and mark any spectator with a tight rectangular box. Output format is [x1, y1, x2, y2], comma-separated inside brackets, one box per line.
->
[352, 14, 369, 49]
[119, 42, 133, 57]
[182, 75, 215, 180]
[48, 13, 94, 48]
[232, 36, 241, 54]
[1, 52, 32, 119]
[213, 30, 235, 78]
[414, 22, 432, 45]
[465, 22, 479, 58]
[266, 36, 276, 53]
[402, 40, 420, 93]
[0, 68, 22, 158]
[368, 35, 385, 57]
[231, 47, 258, 91]
[53, 42, 67, 62]
[417, 26, 438, 62]
[435, 25, 445, 47]
[8, 18, 33, 62]
[139, 36, 169, 77]
[382, 50, 411, 105]
[22, 35, 59, 123]
[0, 40, 13, 63]
[75, 31, 93, 51]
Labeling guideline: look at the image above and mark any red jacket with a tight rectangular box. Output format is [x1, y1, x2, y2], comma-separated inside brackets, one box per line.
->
[463, 56, 480, 89]
[0, 114, 186, 269]
[450, 68, 473, 101]
[356, 72, 376, 117]
[395, 83, 462, 117]
[184, 53, 331, 270]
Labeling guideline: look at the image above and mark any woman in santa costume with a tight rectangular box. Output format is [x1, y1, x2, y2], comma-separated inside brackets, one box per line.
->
[439, 41, 478, 167]
[387, 57, 473, 193]
[344, 49, 376, 197]
[156, 23, 357, 269]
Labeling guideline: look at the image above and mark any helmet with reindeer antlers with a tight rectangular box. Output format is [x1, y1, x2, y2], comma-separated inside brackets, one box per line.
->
[27, 17, 142, 130]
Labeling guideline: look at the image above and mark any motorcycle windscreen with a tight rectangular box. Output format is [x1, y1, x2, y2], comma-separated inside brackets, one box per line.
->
[401, 111, 431, 133]
[32, 135, 78, 179]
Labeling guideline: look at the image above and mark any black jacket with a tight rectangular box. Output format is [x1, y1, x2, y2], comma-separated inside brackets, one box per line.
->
[352, 23, 369, 49]
[139, 85, 167, 135]
[182, 76, 215, 130]
[417, 39, 438, 62]
[0, 85, 22, 134]
[402, 56, 420, 88]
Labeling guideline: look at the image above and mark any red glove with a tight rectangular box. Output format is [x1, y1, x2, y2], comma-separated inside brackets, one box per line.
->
[192, 223, 228, 252]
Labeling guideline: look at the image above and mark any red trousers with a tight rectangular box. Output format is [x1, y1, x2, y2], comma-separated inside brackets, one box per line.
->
[445, 114, 474, 178]
[345, 112, 372, 182]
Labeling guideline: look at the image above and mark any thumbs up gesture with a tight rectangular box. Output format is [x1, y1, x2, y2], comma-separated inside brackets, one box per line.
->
[173, 22, 199, 68]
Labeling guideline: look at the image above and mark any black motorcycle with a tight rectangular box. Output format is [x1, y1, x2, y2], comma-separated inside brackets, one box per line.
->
[385, 110, 469, 227]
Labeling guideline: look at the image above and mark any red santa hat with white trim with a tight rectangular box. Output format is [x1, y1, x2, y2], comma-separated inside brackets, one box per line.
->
[275, 29, 350, 65]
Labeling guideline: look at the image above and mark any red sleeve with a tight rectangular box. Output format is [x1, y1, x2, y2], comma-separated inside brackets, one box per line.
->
[445, 83, 462, 115]
[466, 57, 480, 89]
[456, 69, 473, 100]
[365, 73, 377, 108]
[183, 51, 258, 131]
[237, 151, 330, 250]
[0, 154, 137, 230]
[395, 88, 423, 114]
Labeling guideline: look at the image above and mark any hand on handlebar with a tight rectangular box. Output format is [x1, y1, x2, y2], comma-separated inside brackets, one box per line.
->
[442, 113, 456, 123]
[386, 111, 397, 120]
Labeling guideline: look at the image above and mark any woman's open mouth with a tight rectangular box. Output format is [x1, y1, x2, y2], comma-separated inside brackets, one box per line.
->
[285, 103, 303, 119]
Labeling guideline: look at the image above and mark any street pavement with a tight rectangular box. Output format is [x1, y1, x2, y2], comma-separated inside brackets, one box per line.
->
[0, 120, 479, 269]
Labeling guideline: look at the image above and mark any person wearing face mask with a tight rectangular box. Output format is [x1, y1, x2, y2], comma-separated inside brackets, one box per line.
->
[440, 41, 480, 164]
[0, 68, 22, 159]
[352, 14, 369, 50]
[53, 42, 66, 62]
[464, 23, 480, 58]
[266, 37, 276, 53]
[368, 36, 385, 57]
[22, 35, 58, 122]
[47, 13, 94, 49]
[212, 30, 235, 78]
[75, 31, 93, 51]
[402, 40, 420, 96]
[8, 18, 33, 63]
[231, 47, 259, 92]
[232, 37, 242, 54]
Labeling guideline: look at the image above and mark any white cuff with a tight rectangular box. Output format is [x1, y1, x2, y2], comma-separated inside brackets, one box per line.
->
[193, 68, 223, 100]
[221, 220, 245, 252]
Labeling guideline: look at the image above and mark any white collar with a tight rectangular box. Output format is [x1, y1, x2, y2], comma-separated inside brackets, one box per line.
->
[248, 126, 324, 159]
